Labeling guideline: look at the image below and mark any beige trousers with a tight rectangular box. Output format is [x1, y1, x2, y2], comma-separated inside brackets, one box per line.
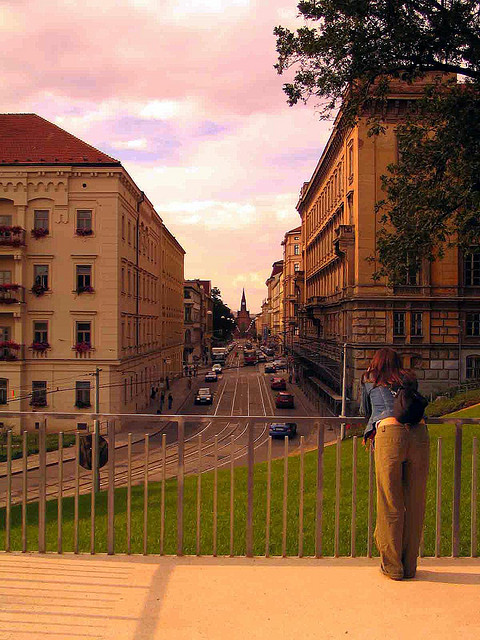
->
[374, 421, 430, 578]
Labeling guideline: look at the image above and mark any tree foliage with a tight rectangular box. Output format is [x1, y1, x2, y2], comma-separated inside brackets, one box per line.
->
[211, 287, 235, 341]
[275, 0, 480, 120]
[275, 1, 480, 281]
[375, 80, 480, 282]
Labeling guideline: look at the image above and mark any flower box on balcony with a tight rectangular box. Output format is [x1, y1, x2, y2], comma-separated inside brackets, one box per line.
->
[75, 400, 91, 408]
[74, 341, 92, 353]
[0, 226, 25, 247]
[0, 283, 20, 292]
[75, 228, 93, 237]
[30, 398, 47, 408]
[0, 297, 18, 304]
[31, 283, 48, 296]
[76, 285, 94, 294]
[31, 227, 49, 239]
[0, 340, 21, 350]
[31, 341, 50, 351]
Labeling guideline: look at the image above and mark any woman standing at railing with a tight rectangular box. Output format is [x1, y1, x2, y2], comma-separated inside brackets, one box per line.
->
[360, 347, 429, 580]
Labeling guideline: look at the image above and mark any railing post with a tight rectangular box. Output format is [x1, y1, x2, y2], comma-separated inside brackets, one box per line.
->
[471, 437, 478, 558]
[452, 422, 462, 557]
[315, 422, 325, 558]
[435, 438, 443, 558]
[177, 418, 185, 556]
[246, 422, 254, 557]
[38, 420, 47, 554]
[5, 430, 12, 552]
[351, 436, 358, 557]
[107, 421, 116, 556]
[57, 432, 63, 554]
[367, 445, 374, 558]
[334, 434, 341, 557]
[22, 430, 28, 553]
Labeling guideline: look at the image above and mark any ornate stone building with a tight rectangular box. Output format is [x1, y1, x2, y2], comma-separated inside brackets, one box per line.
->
[294, 77, 480, 410]
[0, 114, 185, 431]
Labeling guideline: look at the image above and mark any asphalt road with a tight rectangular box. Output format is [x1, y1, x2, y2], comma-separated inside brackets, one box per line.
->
[2, 347, 337, 505]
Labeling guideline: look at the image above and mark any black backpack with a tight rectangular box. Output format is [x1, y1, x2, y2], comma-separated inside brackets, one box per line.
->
[392, 380, 429, 426]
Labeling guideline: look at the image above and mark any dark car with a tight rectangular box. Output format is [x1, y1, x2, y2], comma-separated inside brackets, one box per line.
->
[275, 392, 295, 409]
[195, 388, 213, 405]
[264, 364, 276, 374]
[271, 377, 287, 391]
[205, 371, 218, 382]
[269, 422, 297, 438]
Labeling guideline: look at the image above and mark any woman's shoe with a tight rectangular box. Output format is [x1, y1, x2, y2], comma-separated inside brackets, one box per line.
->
[380, 564, 403, 581]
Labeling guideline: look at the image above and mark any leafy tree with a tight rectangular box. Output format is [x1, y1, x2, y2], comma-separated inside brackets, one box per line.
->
[211, 287, 235, 342]
[275, 1, 480, 280]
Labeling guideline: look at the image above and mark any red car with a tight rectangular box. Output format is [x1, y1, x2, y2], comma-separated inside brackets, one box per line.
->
[271, 377, 287, 391]
[275, 392, 295, 409]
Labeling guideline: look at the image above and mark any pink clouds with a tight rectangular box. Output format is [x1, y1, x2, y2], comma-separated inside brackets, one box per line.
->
[1, 0, 331, 310]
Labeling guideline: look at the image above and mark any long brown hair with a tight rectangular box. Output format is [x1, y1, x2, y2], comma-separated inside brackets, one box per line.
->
[362, 348, 415, 386]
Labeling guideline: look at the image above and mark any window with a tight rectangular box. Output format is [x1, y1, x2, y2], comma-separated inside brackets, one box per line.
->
[121, 267, 125, 292]
[75, 381, 91, 407]
[34, 210, 49, 232]
[33, 321, 48, 344]
[401, 254, 420, 286]
[76, 265, 92, 292]
[393, 312, 406, 336]
[76, 321, 91, 345]
[466, 312, 480, 337]
[122, 215, 125, 240]
[128, 221, 131, 245]
[0, 215, 12, 226]
[464, 252, 480, 286]
[347, 142, 354, 178]
[294, 263, 300, 272]
[294, 244, 300, 255]
[0, 270, 11, 285]
[184, 288, 191, 299]
[76, 210, 92, 233]
[294, 236, 300, 241]
[0, 379, 7, 405]
[411, 312, 423, 337]
[466, 356, 480, 379]
[185, 306, 192, 322]
[31, 381, 47, 406]
[34, 265, 49, 289]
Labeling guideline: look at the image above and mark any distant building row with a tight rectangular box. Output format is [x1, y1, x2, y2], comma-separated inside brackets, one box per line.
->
[260, 78, 480, 412]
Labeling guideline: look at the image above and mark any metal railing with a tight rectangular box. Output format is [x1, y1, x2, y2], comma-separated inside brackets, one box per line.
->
[0, 411, 478, 558]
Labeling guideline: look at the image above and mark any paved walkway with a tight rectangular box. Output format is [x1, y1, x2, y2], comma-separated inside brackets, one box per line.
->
[0, 555, 478, 640]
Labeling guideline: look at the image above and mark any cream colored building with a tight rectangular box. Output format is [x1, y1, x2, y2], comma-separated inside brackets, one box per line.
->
[0, 114, 184, 432]
[183, 279, 213, 364]
[281, 226, 302, 353]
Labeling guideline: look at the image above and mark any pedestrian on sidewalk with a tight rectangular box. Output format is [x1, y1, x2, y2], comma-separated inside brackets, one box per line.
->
[360, 347, 429, 581]
[150, 386, 157, 401]
[194, 364, 198, 377]
[184, 365, 188, 377]
[160, 390, 165, 409]
[167, 393, 173, 410]
[188, 378, 192, 390]
[166, 375, 170, 390]
[288, 372, 293, 384]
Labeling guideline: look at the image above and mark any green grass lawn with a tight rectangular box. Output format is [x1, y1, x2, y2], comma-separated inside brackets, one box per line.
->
[1, 411, 478, 557]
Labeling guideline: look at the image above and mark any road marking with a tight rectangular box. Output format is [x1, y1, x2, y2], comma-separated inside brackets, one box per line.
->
[257, 374, 267, 416]
[231, 375, 239, 416]
[213, 378, 229, 416]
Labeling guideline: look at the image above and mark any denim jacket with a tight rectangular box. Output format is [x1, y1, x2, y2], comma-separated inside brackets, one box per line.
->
[360, 378, 419, 441]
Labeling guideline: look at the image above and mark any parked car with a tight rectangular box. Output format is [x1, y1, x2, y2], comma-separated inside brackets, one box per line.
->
[212, 364, 222, 374]
[205, 371, 218, 382]
[271, 377, 287, 391]
[275, 392, 295, 408]
[269, 422, 297, 438]
[273, 359, 287, 370]
[257, 352, 267, 362]
[195, 388, 213, 404]
[264, 364, 276, 374]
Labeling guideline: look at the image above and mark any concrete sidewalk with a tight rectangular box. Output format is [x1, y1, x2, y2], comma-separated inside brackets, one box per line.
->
[0, 554, 478, 640]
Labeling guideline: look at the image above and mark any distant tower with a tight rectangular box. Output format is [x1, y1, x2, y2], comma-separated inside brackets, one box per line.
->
[235, 289, 254, 338]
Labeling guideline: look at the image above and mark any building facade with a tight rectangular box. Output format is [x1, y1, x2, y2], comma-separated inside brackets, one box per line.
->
[294, 78, 480, 410]
[0, 114, 185, 432]
[183, 279, 213, 364]
[281, 226, 302, 353]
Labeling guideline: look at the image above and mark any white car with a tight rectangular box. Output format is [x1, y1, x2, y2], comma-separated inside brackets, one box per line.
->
[195, 388, 213, 404]
[212, 364, 222, 374]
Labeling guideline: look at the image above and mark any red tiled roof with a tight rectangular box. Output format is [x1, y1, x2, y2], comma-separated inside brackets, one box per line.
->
[0, 114, 120, 165]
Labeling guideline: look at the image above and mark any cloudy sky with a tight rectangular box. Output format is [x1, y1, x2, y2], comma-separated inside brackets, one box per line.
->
[1, 0, 332, 312]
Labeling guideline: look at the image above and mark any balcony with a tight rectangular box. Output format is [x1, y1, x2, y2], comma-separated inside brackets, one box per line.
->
[0, 341, 24, 361]
[0, 226, 26, 248]
[0, 284, 24, 306]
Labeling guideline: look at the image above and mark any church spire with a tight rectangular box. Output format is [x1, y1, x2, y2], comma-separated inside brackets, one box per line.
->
[241, 288, 246, 311]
